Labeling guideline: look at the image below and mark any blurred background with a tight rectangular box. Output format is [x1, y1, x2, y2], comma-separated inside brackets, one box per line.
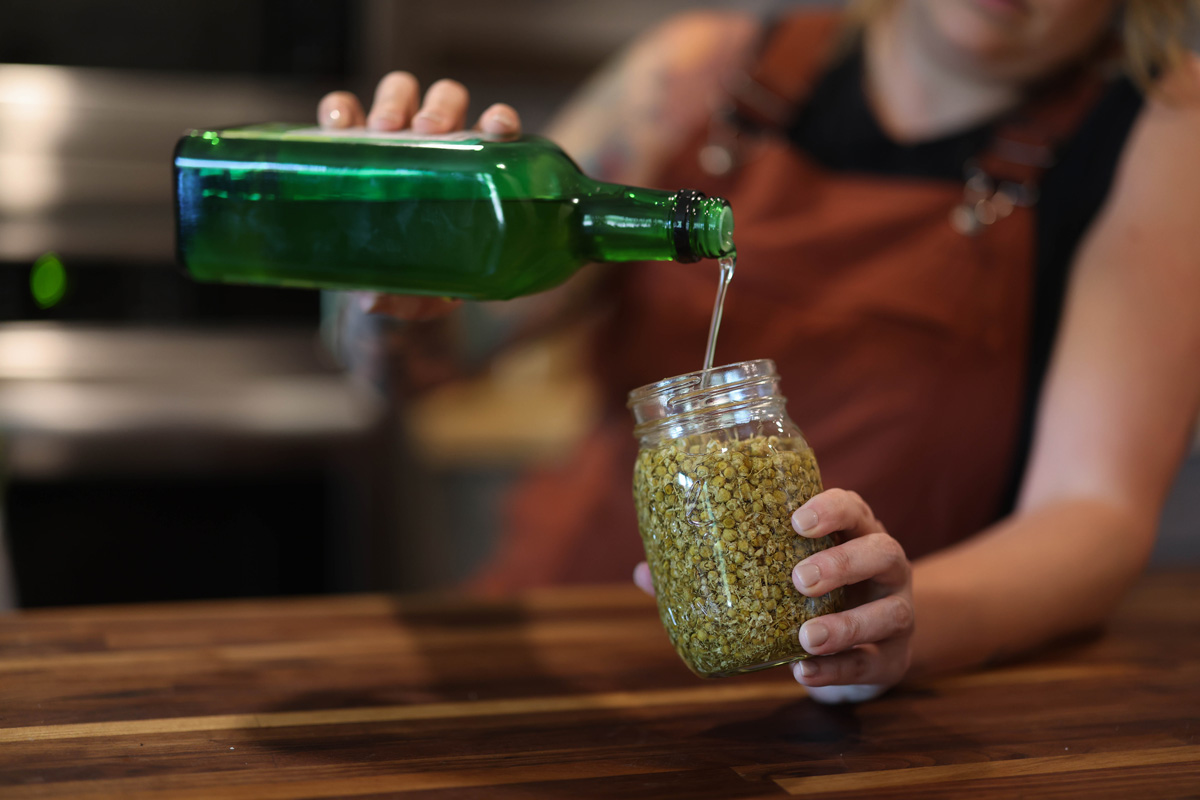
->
[0, 0, 1196, 609]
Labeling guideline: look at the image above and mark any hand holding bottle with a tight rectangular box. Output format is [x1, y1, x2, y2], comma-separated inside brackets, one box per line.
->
[317, 72, 524, 320]
[318, 71, 522, 138]
[176, 76, 731, 300]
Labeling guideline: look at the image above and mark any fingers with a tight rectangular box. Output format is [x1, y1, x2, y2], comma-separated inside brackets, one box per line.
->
[476, 103, 523, 137]
[791, 636, 911, 690]
[784, 488, 913, 697]
[318, 91, 366, 129]
[323, 75, 522, 137]
[632, 561, 655, 597]
[798, 592, 914, 655]
[412, 79, 471, 134]
[368, 70, 422, 131]
[792, 488, 884, 540]
[361, 293, 463, 321]
[792, 532, 909, 597]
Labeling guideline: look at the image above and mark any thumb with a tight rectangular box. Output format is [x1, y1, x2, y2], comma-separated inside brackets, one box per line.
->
[633, 561, 655, 597]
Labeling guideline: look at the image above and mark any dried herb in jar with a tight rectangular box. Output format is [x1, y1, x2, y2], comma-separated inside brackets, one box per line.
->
[633, 434, 843, 677]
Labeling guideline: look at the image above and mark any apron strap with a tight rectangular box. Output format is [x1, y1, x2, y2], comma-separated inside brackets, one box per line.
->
[725, 9, 1115, 190]
[724, 10, 845, 132]
[978, 51, 1117, 186]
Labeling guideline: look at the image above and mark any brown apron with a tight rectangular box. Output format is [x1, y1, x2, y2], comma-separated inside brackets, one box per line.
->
[471, 11, 1109, 594]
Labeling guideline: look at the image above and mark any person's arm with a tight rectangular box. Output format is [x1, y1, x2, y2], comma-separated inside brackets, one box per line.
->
[466, 11, 760, 344]
[782, 57, 1200, 699]
[547, 12, 757, 185]
[906, 59, 1200, 677]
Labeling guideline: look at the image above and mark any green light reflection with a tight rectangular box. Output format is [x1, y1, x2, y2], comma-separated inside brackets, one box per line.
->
[31, 252, 67, 309]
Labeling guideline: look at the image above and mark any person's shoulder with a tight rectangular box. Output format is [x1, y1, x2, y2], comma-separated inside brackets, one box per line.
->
[639, 7, 846, 66]
[1140, 51, 1200, 118]
[631, 10, 761, 72]
[1113, 53, 1200, 195]
[646, 9, 760, 43]
[546, 11, 761, 184]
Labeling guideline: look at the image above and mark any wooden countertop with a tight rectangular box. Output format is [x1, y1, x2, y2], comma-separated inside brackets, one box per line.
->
[1, 571, 1197, 798]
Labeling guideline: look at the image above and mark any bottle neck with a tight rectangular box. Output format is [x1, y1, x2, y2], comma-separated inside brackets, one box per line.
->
[577, 187, 734, 264]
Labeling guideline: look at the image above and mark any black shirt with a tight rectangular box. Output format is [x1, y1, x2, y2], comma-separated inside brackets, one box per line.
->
[785, 48, 1145, 512]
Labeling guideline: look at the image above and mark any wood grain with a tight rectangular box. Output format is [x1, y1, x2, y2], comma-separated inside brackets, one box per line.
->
[0, 571, 1197, 798]
[772, 746, 1200, 795]
[0, 682, 806, 744]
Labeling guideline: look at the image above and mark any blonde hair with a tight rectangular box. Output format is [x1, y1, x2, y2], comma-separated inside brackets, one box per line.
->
[1123, 0, 1199, 87]
[845, 0, 1199, 90]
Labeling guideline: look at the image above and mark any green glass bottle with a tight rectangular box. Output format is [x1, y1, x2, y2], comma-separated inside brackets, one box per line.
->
[173, 124, 735, 300]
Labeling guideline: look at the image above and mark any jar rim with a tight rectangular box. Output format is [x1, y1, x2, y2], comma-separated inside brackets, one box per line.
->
[627, 359, 781, 438]
[626, 359, 777, 408]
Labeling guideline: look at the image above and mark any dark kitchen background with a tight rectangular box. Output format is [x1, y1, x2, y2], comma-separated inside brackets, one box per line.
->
[1, 0, 1196, 609]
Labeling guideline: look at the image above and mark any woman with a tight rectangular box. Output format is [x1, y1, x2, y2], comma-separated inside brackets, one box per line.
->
[319, 0, 1200, 703]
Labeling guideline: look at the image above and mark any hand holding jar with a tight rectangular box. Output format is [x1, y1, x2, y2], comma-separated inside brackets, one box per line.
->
[633, 486, 914, 703]
[787, 489, 914, 704]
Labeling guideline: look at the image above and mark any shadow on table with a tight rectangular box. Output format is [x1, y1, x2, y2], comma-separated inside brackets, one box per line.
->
[238, 597, 612, 757]
[700, 697, 862, 746]
[236, 600, 879, 797]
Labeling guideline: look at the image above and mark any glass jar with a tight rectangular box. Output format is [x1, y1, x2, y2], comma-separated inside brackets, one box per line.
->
[628, 360, 843, 678]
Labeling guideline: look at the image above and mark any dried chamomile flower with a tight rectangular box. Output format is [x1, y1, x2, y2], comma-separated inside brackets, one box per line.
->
[633, 434, 843, 677]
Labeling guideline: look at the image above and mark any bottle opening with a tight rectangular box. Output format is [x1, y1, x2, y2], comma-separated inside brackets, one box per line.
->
[699, 198, 735, 258]
[671, 191, 735, 261]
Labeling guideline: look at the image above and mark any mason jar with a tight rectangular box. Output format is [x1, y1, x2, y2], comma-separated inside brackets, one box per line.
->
[628, 359, 843, 678]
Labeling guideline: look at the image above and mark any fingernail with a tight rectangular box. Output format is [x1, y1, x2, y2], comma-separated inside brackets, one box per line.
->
[794, 562, 820, 590]
[324, 105, 348, 127]
[413, 111, 443, 130]
[482, 109, 518, 133]
[798, 659, 819, 678]
[632, 562, 655, 596]
[801, 620, 828, 650]
[368, 112, 402, 131]
[793, 507, 819, 534]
